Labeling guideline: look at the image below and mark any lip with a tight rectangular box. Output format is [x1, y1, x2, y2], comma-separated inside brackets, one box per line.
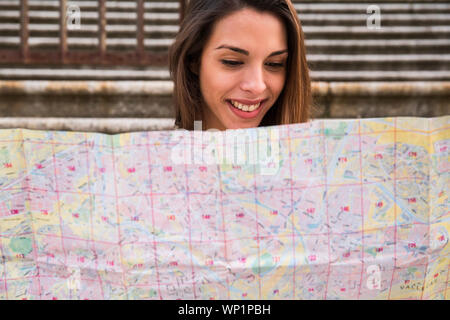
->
[227, 99, 266, 120]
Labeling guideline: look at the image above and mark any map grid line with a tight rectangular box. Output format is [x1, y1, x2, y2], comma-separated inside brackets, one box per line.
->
[145, 131, 162, 300]
[0, 206, 8, 299]
[22, 131, 42, 300]
[420, 119, 432, 300]
[357, 119, 365, 299]
[387, 118, 398, 300]
[110, 137, 129, 299]
[185, 137, 197, 299]
[217, 159, 231, 300]
[84, 134, 106, 300]
[287, 125, 297, 299]
[51, 133, 69, 299]
[321, 120, 332, 299]
[252, 148, 262, 299]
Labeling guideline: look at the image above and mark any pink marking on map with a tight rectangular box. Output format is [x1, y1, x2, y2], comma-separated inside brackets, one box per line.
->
[374, 153, 383, 159]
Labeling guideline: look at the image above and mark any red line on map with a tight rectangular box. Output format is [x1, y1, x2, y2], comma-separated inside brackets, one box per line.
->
[51, 134, 69, 298]
[287, 125, 297, 299]
[0, 226, 8, 299]
[321, 120, 332, 300]
[388, 118, 398, 300]
[184, 139, 197, 299]
[110, 137, 130, 298]
[420, 120, 433, 301]
[253, 156, 262, 300]
[217, 148, 231, 300]
[84, 134, 105, 300]
[357, 119, 365, 299]
[444, 261, 450, 300]
[19, 132, 43, 300]
[145, 132, 162, 300]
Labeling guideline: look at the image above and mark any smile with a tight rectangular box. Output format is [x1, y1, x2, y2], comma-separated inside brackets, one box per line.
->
[229, 100, 261, 112]
[227, 99, 266, 119]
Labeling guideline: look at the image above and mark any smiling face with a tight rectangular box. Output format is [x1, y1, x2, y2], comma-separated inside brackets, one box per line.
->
[198, 8, 288, 131]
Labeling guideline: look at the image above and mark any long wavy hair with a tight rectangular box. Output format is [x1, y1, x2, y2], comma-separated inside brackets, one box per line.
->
[168, 0, 311, 130]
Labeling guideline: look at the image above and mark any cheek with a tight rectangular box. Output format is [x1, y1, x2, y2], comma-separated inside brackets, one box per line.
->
[270, 73, 287, 98]
[201, 68, 234, 100]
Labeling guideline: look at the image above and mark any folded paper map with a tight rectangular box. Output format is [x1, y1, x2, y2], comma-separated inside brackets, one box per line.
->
[0, 116, 448, 300]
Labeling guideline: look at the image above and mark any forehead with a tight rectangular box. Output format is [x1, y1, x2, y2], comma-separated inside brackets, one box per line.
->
[205, 8, 287, 52]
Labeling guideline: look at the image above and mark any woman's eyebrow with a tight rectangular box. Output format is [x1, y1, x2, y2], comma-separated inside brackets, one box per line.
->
[215, 45, 288, 57]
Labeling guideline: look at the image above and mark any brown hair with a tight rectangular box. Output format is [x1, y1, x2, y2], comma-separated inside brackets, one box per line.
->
[168, 0, 311, 130]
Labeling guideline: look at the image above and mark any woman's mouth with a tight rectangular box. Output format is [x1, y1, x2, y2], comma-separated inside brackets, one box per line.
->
[227, 99, 266, 119]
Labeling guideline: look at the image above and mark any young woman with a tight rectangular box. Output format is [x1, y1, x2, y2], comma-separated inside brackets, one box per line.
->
[169, 0, 311, 131]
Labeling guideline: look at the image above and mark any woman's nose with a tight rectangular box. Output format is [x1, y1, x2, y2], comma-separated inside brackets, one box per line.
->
[239, 65, 267, 94]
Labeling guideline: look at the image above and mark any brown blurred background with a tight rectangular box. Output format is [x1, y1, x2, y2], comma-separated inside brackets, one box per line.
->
[0, 0, 449, 133]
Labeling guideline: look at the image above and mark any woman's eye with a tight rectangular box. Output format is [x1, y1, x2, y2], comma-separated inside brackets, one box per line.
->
[220, 60, 285, 68]
[266, 62, 284, 68]
[221, 60, 242, 66]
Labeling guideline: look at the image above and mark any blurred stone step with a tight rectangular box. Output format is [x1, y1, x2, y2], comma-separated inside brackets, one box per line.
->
[0, 117, 177, 133]
[0, 36, 174, 51]
[2, 79, 449, 96]
[292, 0, 449, 2]
[4, 1, 448, 14]
[293, 3, 450, 13]
[140, 25, 450, 40]
[3, 32, 450, 55]
[318, 54, 450, 63]
[0, 80, 174, 95]
[298, 13, 450, 26]
[2, 68, 450, 82]
[308, 53, 450, 67]
[311, 70, 450, 81]
[0, 68, 171, 80]
[0, 11, 181, 25]
[2, 23, 450, 41]
[302, 26, 450, 40]
[0, 36, 450, 55]
[2, 9, 448, 27]
[0, 80, 175, 118]
[25, 0, 179, 12]
[1, 80, 448, 124]
[306, 39, 450, 55]
[6, 24, 444, 41]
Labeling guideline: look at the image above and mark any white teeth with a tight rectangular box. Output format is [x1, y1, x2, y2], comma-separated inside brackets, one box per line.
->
[230, 100, 261, 112]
